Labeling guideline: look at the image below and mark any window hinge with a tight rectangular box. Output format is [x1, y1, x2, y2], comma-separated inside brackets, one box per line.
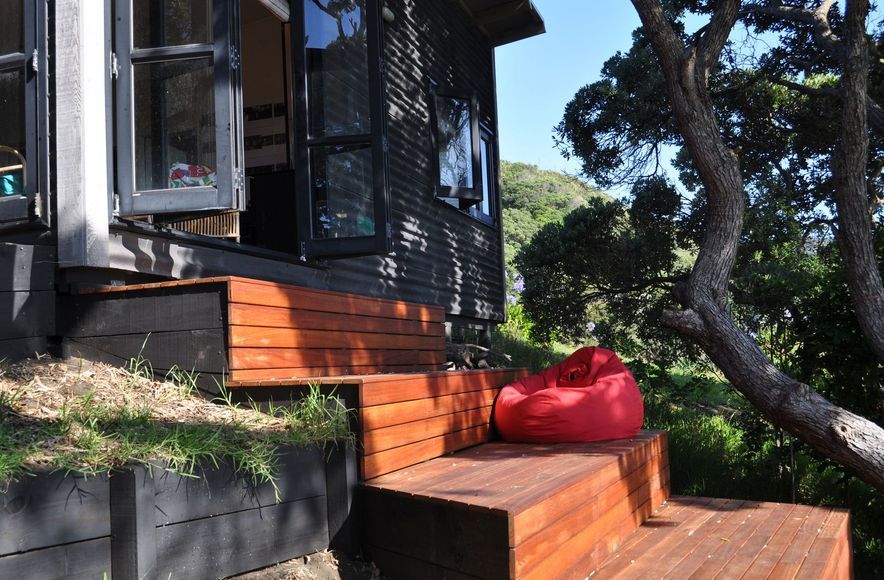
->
[299, 241, 307, 262]
[382, 136, 389, 153]
[110, 52, 119, 79]
[32, 193, 42, 219]
[230, 45, 241, 70]
[386, 221, 393, 240]
[378, 58, 386, 78]
[234, 168, 245, 191]
[113, 193, 121, 216]
[31, 49, 39, 73]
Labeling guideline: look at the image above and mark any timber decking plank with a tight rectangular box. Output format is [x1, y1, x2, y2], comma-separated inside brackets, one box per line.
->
[361, 388, 499, 431]
[739, 503, 816, 579]
[229, 326, 445, 351]
[675, 501, 782, 580]
[228, 303, 443, 336]
[520, 478, 659, 580]
[362, 406, 493, 455]
[362, 424, 490, 480]
[228, 279, 445, 322]
[657, 500, 768, 579]
[712, 502, 797, 580]
[766, 507, 834, 580]
[795, 508, 851, 580]
[631, 498, 749, 578]
[590, 497, 718, 579]
[358, 368, 528, 406]
[512, 456, 669, 576]
[229, 347, 446, 370]
[227, 364, 448, 382]
[501, 434, 667, 516]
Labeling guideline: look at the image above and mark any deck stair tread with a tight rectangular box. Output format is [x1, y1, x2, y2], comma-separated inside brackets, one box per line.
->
[591, 495, 851, 579]
[362, 431, 671, 579]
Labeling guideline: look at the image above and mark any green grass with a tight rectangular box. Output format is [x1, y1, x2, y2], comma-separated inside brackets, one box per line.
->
[0, 364, 354, 496]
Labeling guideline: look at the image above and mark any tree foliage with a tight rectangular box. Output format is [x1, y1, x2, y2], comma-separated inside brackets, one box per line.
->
[520, 0, 884, 494]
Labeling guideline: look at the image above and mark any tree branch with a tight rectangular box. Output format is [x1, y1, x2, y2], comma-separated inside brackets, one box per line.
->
[831, 0, 884, 362]
[697, 0, 742, 80]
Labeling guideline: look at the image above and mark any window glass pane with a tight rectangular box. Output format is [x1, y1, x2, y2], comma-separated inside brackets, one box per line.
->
[0, 68, 26, 196]
[0, 1, 24, 55]
[134, 58, 216, 191]
[435, 96, 473, 188]
[311, 144, 375, 239]
[305, 0, 371, 137]
[480, 137, 492, 216]
[133, 0, 213, 49]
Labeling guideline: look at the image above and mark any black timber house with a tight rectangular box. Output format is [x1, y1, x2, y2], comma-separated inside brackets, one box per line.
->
[0, 0, 544, 360]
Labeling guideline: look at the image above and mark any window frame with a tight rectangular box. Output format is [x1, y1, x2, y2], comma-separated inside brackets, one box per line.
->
[292, 0, 391, 259]
[114, 0, 245, 217]
[0, 0, 48, 227]
[468, 127, 498, 226]
[429, 84, 482, 206]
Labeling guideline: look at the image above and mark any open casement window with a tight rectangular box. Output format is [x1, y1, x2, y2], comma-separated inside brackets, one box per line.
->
[0, 0, 47, 226]
[468, 128, 497, 225]
[115, 0, 244, 217]
[430, 86, 482, 208]
[293, 0, 390, 258]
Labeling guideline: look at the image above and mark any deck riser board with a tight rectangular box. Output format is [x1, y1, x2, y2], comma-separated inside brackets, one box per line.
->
[363, 433, 669, 579]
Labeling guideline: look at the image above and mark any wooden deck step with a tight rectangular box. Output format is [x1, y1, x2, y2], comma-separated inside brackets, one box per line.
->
[60, 276, 449, 383]
[227, 367, 530, 480]
[362, 430, 670, 579]
[590, 496, 851, 579]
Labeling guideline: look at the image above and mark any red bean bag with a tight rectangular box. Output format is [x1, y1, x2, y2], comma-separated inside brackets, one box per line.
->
[493, 347, 644, 443]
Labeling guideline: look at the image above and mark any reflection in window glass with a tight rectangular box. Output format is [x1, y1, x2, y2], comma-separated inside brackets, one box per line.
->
[311, 144, 375, 239]
[480, 136, 492, 216]
[134, 59, 216, 191]
[0, 1, 24, 55]
[305, 0, 371, 138]
[134, 0, 213, 49]
[435, 95, 473, 188]
[0, 69, 25, 196]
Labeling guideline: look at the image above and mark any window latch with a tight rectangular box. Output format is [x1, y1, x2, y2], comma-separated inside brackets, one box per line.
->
[31, 49, 39, 73]
[110, 52, 119, 79]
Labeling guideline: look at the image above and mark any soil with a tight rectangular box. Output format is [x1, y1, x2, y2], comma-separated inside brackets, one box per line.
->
[231, 550, 383, 580]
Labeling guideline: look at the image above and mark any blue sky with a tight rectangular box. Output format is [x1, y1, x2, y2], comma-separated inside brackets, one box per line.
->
[494, 1, 883, 183]
[495, 1, 641, 176]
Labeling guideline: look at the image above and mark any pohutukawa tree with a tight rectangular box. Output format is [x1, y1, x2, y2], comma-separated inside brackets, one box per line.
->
[532, 0, 884, 491]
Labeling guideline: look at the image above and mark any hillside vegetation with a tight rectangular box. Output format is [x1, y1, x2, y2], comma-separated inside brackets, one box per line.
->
[500, 161, 609, 283]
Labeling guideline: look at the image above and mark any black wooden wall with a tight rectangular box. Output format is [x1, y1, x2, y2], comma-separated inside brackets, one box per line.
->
[101, 1, 507, 325]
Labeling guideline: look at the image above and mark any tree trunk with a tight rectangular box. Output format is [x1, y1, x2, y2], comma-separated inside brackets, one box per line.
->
[832, 0, 884, 362]
[631, 0, 884, 493]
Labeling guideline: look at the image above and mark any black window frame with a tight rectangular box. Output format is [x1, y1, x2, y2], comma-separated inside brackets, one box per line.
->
[468, 127, 498, 226]
[114, 0, 245, 217]
[0, 0, 48, 227]
[429, 84, 482, 207]
[292, 0, 391, 259]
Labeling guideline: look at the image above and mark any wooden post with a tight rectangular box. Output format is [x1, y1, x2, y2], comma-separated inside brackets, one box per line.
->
[110, 467, 157, 580]
[55, 0, 111, 268]
[325, 443, 358, 555]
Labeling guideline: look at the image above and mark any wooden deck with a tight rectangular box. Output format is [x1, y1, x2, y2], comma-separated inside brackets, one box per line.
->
[591, 496, 852, 579]
[64, 276, 449, 381]
[229, 367, 529, 479]
[362, 431, 670, 579]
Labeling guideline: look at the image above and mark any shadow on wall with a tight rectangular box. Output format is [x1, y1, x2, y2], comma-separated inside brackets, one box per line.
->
[0, 243, 56, 361]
